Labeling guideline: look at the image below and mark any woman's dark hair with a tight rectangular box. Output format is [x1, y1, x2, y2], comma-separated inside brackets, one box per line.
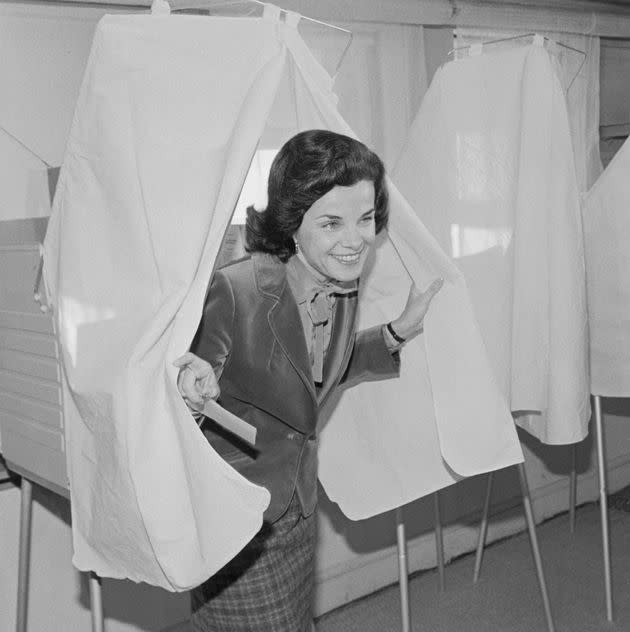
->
[245, 130, 389, 262]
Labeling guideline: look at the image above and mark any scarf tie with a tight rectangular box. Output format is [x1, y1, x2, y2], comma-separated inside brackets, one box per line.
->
[305, 283, 355, 385]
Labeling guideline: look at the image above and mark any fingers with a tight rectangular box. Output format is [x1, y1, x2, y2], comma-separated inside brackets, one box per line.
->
[199, 371, 221, 401]
[428, 277, 444, 293]
[178, 365, 204, 405]
[407, 277, 443, 309]
[174, 352, 211, 379]
[423, 277, 444, 304]
[173, 352, 197, 368]
[174, 353, 220, 405]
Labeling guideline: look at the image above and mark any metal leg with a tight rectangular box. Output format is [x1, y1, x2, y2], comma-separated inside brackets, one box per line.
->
[89, 572, 105, 632]
[594, 395, 613, 621]
[395, 507, 411, 632]
[16, 478, 33, 632]
[434, 492, 445, 592]
[473, 472, 494, 583]
[569, 444, 577, 533]
[518, 463, 555, 632]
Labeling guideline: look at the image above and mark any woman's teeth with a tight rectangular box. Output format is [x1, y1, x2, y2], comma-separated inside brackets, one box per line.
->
[332, 252, 362, 264]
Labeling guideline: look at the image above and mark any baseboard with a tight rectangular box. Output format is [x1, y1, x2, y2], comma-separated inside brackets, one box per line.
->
[313, 451, 630, 617]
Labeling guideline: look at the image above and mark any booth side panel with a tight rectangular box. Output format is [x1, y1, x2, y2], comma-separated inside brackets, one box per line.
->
[0, 244, 68, 492]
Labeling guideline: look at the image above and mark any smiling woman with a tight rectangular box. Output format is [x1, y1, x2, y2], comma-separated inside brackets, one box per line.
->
[174, 129, 442, 632]
[295, 180, 376, 283]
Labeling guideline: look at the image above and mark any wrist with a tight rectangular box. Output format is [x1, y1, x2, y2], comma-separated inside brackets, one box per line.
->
[386, 321, 407, 344]
[390, 319, 423, 341]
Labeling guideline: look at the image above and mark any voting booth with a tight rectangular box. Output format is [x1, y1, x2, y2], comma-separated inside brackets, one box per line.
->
[0, 216, 110, 632]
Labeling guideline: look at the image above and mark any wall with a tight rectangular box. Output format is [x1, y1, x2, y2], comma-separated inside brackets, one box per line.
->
[1, 2, 630, 631]
[0, 2, 105, 221]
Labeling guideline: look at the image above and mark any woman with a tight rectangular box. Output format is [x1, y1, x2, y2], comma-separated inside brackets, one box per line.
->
[176, 130, 442, 631]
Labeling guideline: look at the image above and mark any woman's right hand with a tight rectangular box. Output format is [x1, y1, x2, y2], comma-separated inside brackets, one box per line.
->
[173, 352, 220, 410]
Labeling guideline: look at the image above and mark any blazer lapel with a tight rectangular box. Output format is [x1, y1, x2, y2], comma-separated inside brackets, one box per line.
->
[253, 254, 318, 408]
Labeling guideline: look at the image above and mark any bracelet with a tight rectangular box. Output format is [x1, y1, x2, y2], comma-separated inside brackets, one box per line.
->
[386, 322, 406, 344]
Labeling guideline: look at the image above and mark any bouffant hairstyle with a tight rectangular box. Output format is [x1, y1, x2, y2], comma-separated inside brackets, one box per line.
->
[245, 130, 389, 262]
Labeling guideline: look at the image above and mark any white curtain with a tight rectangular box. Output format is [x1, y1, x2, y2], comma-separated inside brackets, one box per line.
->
[583, 136, 630, 396]
[393, 40, 590, 445]
[450, 28, 602, 442]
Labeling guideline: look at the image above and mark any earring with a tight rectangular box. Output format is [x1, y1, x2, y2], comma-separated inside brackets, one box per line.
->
[294, 240, 300, 253]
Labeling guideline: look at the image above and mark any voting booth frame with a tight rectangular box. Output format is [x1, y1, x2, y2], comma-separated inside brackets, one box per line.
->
[568, 399, 614, 621]
[469, 403, 615, 626]
[0, 237, 105, 632]
[416, 463, 556, 632]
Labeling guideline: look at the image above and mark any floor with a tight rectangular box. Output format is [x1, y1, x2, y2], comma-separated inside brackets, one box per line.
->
[315, 500, 630, 632]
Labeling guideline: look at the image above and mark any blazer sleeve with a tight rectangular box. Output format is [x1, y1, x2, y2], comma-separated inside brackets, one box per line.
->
[190, 270, 235, 381]
[340, 324, 401, 390]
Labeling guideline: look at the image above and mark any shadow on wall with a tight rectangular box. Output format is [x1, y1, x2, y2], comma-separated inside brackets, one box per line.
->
[602, 397, 630, 418]
[317, 466, 522, 556]
[518, 427, 594, 477]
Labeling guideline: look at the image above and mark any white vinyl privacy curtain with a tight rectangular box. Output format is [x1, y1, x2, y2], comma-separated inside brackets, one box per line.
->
[394, 40, 590, 445]
[43, 4, 522, 590]
[583, 136, 630, 396]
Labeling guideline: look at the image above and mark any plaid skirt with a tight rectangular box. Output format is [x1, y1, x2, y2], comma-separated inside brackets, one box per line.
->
[191, 493, 316, 631]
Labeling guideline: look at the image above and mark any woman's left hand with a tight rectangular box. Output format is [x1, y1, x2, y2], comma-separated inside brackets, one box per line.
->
[390, 278, 444, 341]
[173, 351, 220, 410]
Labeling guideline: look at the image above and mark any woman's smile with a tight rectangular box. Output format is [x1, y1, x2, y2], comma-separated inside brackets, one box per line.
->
[330, 248, 365, 265]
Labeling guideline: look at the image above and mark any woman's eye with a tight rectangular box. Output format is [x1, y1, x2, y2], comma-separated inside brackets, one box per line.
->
[322, 221, 340, 230]
[361, 215, 375, 224]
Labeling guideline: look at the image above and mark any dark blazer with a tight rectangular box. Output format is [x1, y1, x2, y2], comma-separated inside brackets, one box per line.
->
[192, 252, 400, 522]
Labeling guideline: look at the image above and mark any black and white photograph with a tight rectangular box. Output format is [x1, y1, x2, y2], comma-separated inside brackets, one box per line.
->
[1, 1, 630, 630]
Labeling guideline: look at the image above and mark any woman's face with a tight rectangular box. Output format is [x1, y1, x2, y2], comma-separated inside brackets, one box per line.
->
[295, 179, 376, 283]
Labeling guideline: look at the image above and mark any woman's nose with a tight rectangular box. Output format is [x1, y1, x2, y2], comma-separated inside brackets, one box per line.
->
[340, 226, 363, 249]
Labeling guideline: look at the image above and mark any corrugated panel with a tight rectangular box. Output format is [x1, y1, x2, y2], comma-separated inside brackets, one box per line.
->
[0, 413, 63, 451]
[0, 349, 60, 382]
[0, 310, 54, 335]
[0, 244, 68, 492]
[0, 392, 62, 429]
[0, 369, 61, 406]
[0, 329, 57, 358]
